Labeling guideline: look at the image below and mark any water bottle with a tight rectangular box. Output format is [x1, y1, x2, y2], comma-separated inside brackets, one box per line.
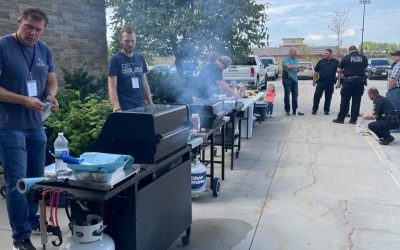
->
[54, 132, 69, 179]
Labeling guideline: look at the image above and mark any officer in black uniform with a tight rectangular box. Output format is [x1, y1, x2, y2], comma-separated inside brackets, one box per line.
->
[333, 45, 368, 124]
[362, 88, 399, 145]
[312, 48, 339, 115]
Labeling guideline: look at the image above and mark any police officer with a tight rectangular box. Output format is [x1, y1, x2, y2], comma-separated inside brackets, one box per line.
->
[312, 48, 339, 115]
[362, 88, 399, 145]
[333, 45, 368, 124]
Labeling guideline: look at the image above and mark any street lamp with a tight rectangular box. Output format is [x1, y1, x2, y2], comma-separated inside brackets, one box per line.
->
[359, 0, 371, 54]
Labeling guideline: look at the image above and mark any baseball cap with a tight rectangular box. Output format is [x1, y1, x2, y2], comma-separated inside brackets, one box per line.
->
[390, 51, 400, 56]
[219, 56, 232, 68]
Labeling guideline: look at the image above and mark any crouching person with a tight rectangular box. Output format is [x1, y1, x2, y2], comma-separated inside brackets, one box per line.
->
[362, 87, 399, 145]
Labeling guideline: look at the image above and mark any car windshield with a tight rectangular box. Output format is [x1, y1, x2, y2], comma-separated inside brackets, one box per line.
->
[299, 62, 312, 67]
[371, 60, 390, 66]
[261, 59, 273, 65]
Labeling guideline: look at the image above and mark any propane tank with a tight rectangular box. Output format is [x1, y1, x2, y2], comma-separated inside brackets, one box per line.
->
[191, 156, 206, 196]
[60, 214, 115, 250]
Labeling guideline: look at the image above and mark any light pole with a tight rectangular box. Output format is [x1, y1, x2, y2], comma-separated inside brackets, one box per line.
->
[359, 0, 371, 54]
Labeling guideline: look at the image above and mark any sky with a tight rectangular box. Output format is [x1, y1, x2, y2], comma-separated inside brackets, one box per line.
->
[106, 0, 400, 48]
[260, 0, 399, 47]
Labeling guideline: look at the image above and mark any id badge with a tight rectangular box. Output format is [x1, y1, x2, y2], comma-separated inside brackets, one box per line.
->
[131, 77, 139, 89]
[27, 80, 38, 97]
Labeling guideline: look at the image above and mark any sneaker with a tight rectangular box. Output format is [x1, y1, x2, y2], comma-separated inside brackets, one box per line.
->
[332, 119, 344, 124]
[286, 112, 290, 116]
[380, 135, 395, 145]
[297, 112, 304, 115]
[312, 111, 317, 115]
[13, 238, 36, 250]
[324, 111, 329, 115]
[349, 120, 357, 124]
[31, 224, 41, 235]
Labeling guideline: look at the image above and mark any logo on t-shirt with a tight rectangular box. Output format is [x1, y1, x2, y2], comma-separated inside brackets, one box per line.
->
[121, 63, 143, 76]
[36, 57, 46, 67]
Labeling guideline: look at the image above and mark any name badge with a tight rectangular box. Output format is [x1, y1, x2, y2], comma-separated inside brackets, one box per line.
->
[131, 77, 139, 89]
[27, 80, 38, 97]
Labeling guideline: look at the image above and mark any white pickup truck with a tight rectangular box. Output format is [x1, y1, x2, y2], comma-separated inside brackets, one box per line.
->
[222, 55, 267, 89]
[260, 57, 279, 80]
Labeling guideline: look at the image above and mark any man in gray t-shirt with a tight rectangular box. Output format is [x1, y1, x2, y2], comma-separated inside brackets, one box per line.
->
[0, 8, 59, 250]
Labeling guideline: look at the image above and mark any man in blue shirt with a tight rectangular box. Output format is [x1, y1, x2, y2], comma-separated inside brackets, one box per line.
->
[312, 49, 339, 115]
[0, 8, 59, 250]
[194, 56, 238, 99]
[362, 88, 399, 145]
[108, 27, 153, 112]
[282, 48, 304, 116]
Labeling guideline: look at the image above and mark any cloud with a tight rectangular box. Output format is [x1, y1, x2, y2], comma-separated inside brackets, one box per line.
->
[344, 27, 356, 38]
[306, 33, 326, 42]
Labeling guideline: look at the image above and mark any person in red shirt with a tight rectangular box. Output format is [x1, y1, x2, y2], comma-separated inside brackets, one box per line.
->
[264, 83, 276, 117]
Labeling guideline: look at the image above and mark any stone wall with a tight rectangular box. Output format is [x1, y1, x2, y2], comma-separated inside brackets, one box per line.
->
[0, 0, 108, 83]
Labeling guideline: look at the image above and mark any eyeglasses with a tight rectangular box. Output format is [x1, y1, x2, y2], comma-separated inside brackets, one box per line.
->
[219, 59, 228, 69]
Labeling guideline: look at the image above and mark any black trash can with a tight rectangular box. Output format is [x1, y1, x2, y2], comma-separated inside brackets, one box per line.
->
[254, 101, 268, 122]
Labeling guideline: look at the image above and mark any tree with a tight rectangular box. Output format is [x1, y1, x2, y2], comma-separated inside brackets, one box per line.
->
[328, 9, 350, 57]
[362, 41, 400, 57]
[106, 0, 268, 73]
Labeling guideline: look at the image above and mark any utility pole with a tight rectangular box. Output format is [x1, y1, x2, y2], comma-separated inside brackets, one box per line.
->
[359, 0, 371, 54]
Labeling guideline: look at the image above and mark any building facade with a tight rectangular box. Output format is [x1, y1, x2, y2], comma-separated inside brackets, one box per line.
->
[0, 0, 108, 82]
[252, 38, 339, 62]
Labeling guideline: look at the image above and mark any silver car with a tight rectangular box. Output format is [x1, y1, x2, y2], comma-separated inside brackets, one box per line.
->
[297, 61, 314, 80]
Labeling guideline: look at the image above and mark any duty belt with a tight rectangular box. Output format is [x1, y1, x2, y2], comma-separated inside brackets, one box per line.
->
[344, 76, 363, 80]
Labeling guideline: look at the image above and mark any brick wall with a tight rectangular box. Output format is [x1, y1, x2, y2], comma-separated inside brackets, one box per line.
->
[0, 0, 108, 83]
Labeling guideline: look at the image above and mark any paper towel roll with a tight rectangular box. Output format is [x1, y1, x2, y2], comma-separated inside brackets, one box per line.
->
[17, 177, 47, 194]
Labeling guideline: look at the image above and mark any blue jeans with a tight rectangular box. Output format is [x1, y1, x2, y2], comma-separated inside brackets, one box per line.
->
[386, 88, 400, 110]
[266, 102, 274, 116]
[0, 128, 46, 241]
[283, 78, 298, 114]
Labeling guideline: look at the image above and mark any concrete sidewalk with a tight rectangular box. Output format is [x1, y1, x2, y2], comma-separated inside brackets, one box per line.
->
[1, 79, 400, 249]
[169, 79, 400, 250]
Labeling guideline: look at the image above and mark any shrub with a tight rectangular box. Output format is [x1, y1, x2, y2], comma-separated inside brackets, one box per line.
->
[46, 89, 112, 156]
[62, 66, 108, 100]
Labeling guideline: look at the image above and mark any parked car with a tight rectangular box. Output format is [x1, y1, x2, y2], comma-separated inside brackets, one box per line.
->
[260, 57, 279, 80]
[297, 61, 314, 80]
[168, 61, 199, 77]
[222, 55, 267, 89]
[149, 65, 169, 74]
[366, 58, 390, 80]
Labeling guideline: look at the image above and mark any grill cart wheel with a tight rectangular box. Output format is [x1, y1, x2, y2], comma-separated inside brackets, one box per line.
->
[212, 178, 221, 197]
[181, 227, 191, 246]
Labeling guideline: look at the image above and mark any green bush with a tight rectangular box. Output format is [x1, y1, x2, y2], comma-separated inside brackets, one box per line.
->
[62, 66, 108, 100]
[46, 89, 112, 156]
[147, 71, 195, 103]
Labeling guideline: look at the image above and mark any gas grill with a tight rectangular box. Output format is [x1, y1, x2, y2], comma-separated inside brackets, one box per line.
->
[29, 104, 193, 249]
[189, 99, 225, 129]
[87, 104, 191, 164]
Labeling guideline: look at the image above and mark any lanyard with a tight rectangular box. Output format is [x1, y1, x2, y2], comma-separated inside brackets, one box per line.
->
[121, 50, 135, 65]
[16, 33, 36, 80]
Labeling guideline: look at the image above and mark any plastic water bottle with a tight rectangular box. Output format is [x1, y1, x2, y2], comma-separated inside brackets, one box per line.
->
[54, 132, 70, 179]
